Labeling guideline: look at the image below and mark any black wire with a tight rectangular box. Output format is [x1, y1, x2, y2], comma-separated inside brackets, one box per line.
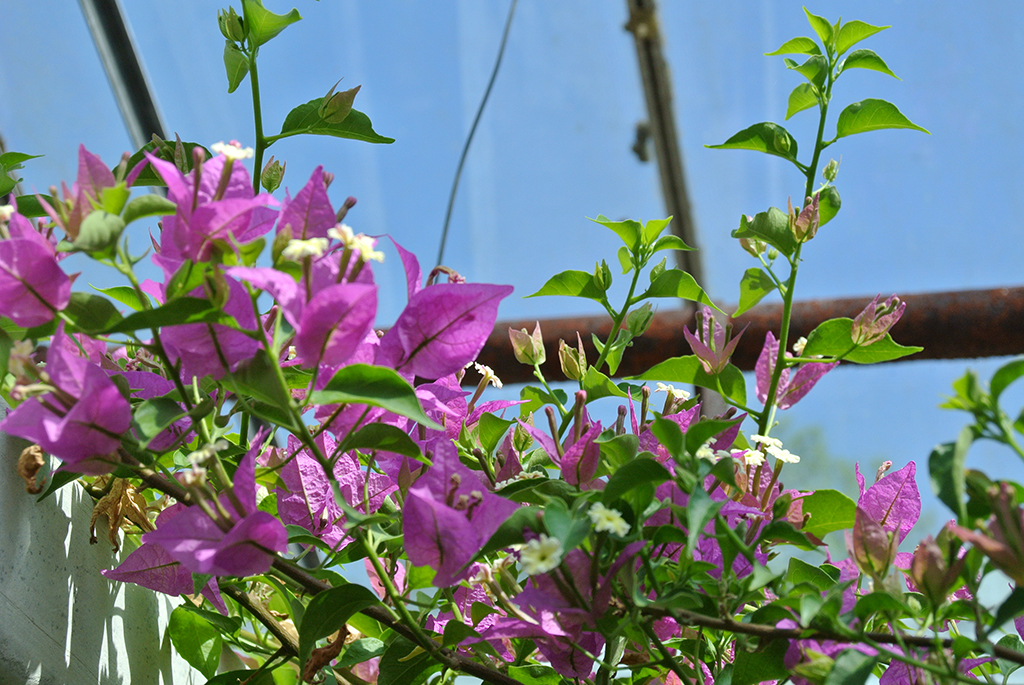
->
[435, 0, 518, 268]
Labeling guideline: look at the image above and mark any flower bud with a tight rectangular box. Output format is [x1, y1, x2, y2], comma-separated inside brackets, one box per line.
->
[509, 322, 545, 366]
[767, 247, 779, 260]
[260, 155, 285, 193]
[558, 334, 587, 381]
[909, 532, 964, 606]
[822, 158, 840, 182]
[851, 295, 906, 346]
[790, 194, 820, 243]
[683, 306, 744, 375]
[773, 130, 791, 154]
[649, 257, 667, 283]
[318, 82, 361, 124]
[218, 7, 246, 42]
[848, 506, 898, 579]
[626, 302, 654, 337]
[593, 260, 612, 292]
[739, 236, 766, 258]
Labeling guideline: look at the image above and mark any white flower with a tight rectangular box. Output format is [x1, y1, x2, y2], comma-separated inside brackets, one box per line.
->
[655, 382, 691, 401]
[694, 439, 716, 461]
[211, 140, 254, 161]
[767, 446, 800, 464]
[792, 336, 808, 356]
[742, 449, 766, 467]
[473, 362, 502, 389]
[750, 434, 782, 450]
[494, 470, 543, 490]
[588, 502, 630, 537]
[281, 237, 329, 261]
[328, 223, 384, 263]
[7, 339, 35, 378]
[0, 205, 14, 221]
[520, 534, 563, 576]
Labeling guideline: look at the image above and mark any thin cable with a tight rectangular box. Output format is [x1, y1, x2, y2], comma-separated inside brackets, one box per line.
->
[436, 0, 518, 268]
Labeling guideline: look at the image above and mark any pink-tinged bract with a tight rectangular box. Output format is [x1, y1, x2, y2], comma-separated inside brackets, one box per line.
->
[856, 461, 920, 544]
[277, 166, 336, 240]
[75, 144, 116, 202]
[0, 233, 71, 327]
[101, 542, 194, 596]
[755, 331, 837, 409]
[294, 282, 377, 367]
[382, 283, 514, 379]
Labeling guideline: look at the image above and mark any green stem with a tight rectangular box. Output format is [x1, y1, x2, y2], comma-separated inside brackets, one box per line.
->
[248, 49, 266, 195]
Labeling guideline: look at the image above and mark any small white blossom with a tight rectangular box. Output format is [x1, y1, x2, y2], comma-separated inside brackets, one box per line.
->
[520, 534, 563, 576]
[750, 434, 782, 450]
[695, 439, 716, 461]
[328, 223, 385, 263]
[792, 336, 808, 356]
[714, 449, 733, 461]
[742, 449, 766, 467]
[281, 237, 328, 260]
[0, 205, 14, 221]
[588, 502, 631, 537]
[767, 446, 800, 464]
[473, 362, 502, 389]
[8, 339, 35, 378]
[655, 382, 691, 401]
[211, 140, 254, 161]
[494, 470, 543, 490]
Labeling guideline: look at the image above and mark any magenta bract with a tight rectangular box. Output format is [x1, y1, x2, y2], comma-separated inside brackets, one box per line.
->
[277, 166, 336, 240]
[755, 331, 837, 410]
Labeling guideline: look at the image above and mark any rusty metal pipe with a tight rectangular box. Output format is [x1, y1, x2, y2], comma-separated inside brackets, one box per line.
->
[476, 286, 1024, 384]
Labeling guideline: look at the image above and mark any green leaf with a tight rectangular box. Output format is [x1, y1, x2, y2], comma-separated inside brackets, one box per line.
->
[122, 192, 178, 225]
[177, 603, 242, 636]
[581, 366, 628, 401]
[786, 83, 819, 120]
[684, 416, 743, 457]
[732, 639, 789, 685]
[630, 356, 746, 407]
[707, 122, 800, 164]
[929, 426, 972, 522]
[650, 417, 684, 462]
[0, 327, 10, 381]
[477, 412, 514, 454]
[228, 349, 294, 417]
[686, 486, 722, 557]
[308, 364, 441, 429]
[803, 8, 834, 49]
[91, 284, 146, 312]
[616, 245, 633, 274]
[167, 606, 221, 678]
[595, 433, 639, 473]
[10, 194, 54, 218]
[526, 270, 606, 302]
[297, 583, 379, 668]
[835, 20, 889, 56]
[222, 40, 250, 93]
[801, 489, 856, 538]
[203, 670, 274, 685]
[590, 215, 642, 252]
[240, 0, 301, 47]
[124, 140, 209, 187]
[101, 297, 226, 335]
[840, 49, 899, 79]
[816, 185, 841, 226]
[836, 99, 929, 139]
[765, 36, 821, 56]
[651, 234, 693, 253]
[823, 648, 876, 685]
[995, 633, 1024, 676]
[478, 506, 542, 557]
[759, 520, 818, 550]
[732, 207, 798, 258]
[786, 55, 828, 88]
[335, 637, 386, 670]
[991, 358, 1024, 403]
[131, 398, 186, 449]
[602, 458, 670, 503]
[0, 151, 42, 168]
[279, 99, 394, 144]
[36, 468, 81, 502]
[507, 664, 563, 685]
[378, 636, 441, 685]
[340, 422, 426, 463]
[638, 269, 719, 311]
[853, 592, 908, 622]
[73, 211, 125, 255]
[64, 292, 123, 334]
[802, 317, 922, 363]
[735, 268, 775, 316]
[641, 216, 674, 244]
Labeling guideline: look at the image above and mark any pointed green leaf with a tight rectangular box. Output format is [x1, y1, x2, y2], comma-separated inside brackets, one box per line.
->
[786, 54, 828, 88]
[508, 665, 564, 685]
[638, 269, 719, 310]
[167, 606, 221, 678]
[641, 216, 673, 245]
[990, 358, 1024, 403]
[297, 583, 379, 668]
[590, 215, 642, 252]
[836, 20, 889, 55]
[707, 122, 800, 164]
[651, 234, 694, 252]
[765, 36, 821, 56]
[803, 7, 834, 48]
[802, 317, 922, 363]
[308, 364, 441, 429]
[0, 327, 10, 381]
[840, 49, 899, 79]
[339, 422, 427, 463]
[378, 636, 441, 685]
[686, 487, 723, 557]
[131, 397, 187, 449]
[735, 268, 775, 317]
[823, 648, 876, 685]
[279, 98, 394, 144]
[786, 83, 819, 119]
[602, 458, 670, 504]
[629, 356, 746, 406]
[616, 245, 633, 274]
[122, 193, 178, 225]
[64, 292, 123, 334]
[526, 269, 607, 302]
[929, 426, 972, 523]
[733, 638, 789, 685]
[801, 489, 856, 538]
[334, 637, 386, 670]
[788, 557, 834, 591]
[222, 40, 250, 93]
[815, 185, 841, 226]
[582, 366, 628, 401]
[101, 296, 229, 335]
[10, 194, 55, 218]
[685, 416, 744, 456]
[732, 207, 798, 257]
[836, 99, 929, 138]
[241, 0, 301, 47]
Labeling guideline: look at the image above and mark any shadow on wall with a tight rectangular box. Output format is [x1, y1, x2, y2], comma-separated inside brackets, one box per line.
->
[0, 425, 201, 685]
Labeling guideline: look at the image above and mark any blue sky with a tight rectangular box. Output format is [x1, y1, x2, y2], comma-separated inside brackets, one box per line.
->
[2, 1, 1023, 547]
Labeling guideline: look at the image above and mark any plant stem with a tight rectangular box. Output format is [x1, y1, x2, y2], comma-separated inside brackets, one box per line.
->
[249, 49, 266, 195]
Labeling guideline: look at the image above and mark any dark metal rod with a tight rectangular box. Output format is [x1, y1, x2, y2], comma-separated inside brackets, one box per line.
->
[477, 286, 1024, 384]
[79, 0, 166, 149]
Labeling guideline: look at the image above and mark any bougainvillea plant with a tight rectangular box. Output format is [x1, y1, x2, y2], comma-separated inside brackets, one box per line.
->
[3, 4, 1024, 684]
